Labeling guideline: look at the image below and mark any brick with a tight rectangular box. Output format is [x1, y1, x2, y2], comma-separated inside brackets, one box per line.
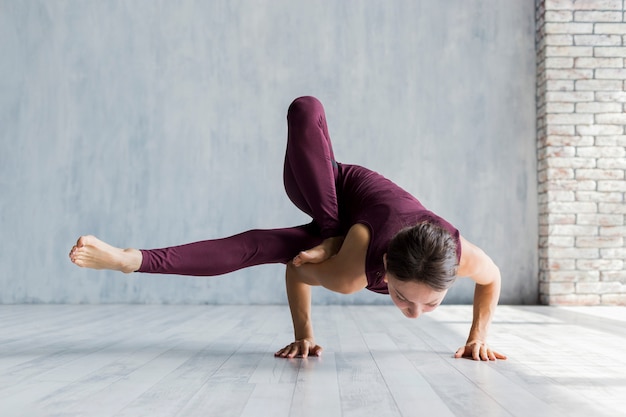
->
[576, 236, 623, 248]
[595, 24, 626, 35]
[596, 69, 626, 80]
[539, 190, 576, 202]
[546, 69, 593, 80]
[541, 146, 577, 158]
[577, 281, 624, 294]
[601, 270, 626, 283]
[546, 91, 594, 102]
[574, 57, 623, 68]
[546, 102, 575, 113]
[540, 282, 576, 296]
[545, 23, 593, 34]
[549, 201, 598, 213]
[576, 167, 624, 180]
[540, 235, 575, 247]
[598, 180, 626, 191]
[546, 81, 575, 92]
[576, 191, 623, 202]
[576, 124, 624, 135]
[600, 294, 626, 305]
[595, 92, 626, 102]
[546, 10, 574, 22]
[596, 113, 626, 124]
[544, 34, 574, 45]
[575, 79, 623, 91]
[548, 247, 599, 259]
[600, 225, 626, 236]
[575, 102, 622, 113]
[599, 202, 626, 213]
[539, 213, 576, 225]
[544, 135, 594, 146]
[593, 47, 626, 57]
[574, 34, 622, 46]
[578, 146, 626, 157]
[545, 57, 574, 68]
[574, 11, 623, 22]
[597, 158, 626, 169]
[546, 125, 577, 135]
[545, 46, 593, 56]
[595, 136, 626, 146]
[544, 270, 599, 282]
[546, 113, 594, 124]
[576, 259, 624, 270]
[542, 294, 600, 306]
[549, 224, 599, 236]
[546, 168, 576, 180]
[545, 0, 623, 10]
[578, 213, 624, 226]
[601, 247, 626, 258]
[539, 258, 577, 271]
[542, 179, 597, 191]
[546, 157, 596, 169]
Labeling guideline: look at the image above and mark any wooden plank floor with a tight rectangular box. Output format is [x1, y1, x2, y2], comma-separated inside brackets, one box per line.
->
[0, 305, 625, 417]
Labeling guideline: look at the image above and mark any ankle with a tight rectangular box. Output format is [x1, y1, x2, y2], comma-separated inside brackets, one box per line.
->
[121, 248, 142, 273]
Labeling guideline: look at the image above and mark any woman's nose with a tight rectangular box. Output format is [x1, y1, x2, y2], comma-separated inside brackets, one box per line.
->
[395, 299, 421, 318]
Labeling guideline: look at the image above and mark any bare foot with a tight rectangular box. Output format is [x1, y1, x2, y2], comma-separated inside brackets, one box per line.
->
[293, 246, 329, 267]
[69, 235, 142, 273]
[292, 236, 344, 267]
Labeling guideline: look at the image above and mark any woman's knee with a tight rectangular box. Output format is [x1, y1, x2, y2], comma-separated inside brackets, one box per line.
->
[287, 96, 324, 122]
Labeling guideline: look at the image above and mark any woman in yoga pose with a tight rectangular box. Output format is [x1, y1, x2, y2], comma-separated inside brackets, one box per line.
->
[69, 96, 506, 361]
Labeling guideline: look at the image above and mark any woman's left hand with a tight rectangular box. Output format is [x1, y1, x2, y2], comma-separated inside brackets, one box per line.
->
[454, 340, 507, 361]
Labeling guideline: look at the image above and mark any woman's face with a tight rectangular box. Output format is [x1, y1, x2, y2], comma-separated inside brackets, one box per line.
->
[384, 273, 447, 319]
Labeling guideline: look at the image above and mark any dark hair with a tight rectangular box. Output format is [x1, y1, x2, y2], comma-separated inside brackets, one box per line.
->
[385, 222, 459, 291]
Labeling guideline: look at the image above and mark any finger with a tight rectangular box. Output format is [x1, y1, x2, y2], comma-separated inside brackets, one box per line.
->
[300, 342, 309, 358]
[311, 345, 323, 357]
[275, 345, 289, 357]
[480, 346, 489, 361]
[287, 344, 300, 358]
[454, 347, 465, 358]
[472, 344, 481, 361]
[494, 351, 508, 360]
[488, 349, 497, 361]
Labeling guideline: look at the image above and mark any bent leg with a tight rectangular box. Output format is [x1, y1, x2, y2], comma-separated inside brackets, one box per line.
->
[283, 96, 342, 239]
[138, 224, 323, 276]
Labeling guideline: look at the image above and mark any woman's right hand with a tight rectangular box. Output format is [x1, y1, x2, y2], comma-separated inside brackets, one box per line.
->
[274, 338, 323, 358]
[292, 236, 344, 267]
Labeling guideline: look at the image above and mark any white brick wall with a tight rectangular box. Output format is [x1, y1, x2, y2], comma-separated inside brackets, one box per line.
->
[537, 0, 626, 305]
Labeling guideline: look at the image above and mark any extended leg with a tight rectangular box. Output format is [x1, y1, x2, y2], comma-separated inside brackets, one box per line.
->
[137, 224, 322, 275]
[71, 225, 323, 275]
[283, 96, 342, 239]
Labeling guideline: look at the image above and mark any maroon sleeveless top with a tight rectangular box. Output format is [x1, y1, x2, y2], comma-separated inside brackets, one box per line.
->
[336, 164, 462, 294]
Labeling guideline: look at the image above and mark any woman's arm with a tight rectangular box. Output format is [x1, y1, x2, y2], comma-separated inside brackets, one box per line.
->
[454, 236, 507, 361]
[274, 263, 323, 358]
[274, 224, 370, 358]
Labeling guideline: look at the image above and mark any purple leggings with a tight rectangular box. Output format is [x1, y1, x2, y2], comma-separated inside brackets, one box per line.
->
[138, 97, 343, 276]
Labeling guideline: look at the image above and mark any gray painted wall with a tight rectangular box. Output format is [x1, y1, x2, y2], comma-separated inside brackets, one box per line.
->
[0, 1, 537, 305]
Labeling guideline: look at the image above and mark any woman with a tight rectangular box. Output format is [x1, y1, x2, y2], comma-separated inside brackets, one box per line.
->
[69, 96, 506, 361]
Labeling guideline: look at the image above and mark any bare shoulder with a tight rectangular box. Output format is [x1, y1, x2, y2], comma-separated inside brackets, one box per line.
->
[457, 236, 499, 285]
